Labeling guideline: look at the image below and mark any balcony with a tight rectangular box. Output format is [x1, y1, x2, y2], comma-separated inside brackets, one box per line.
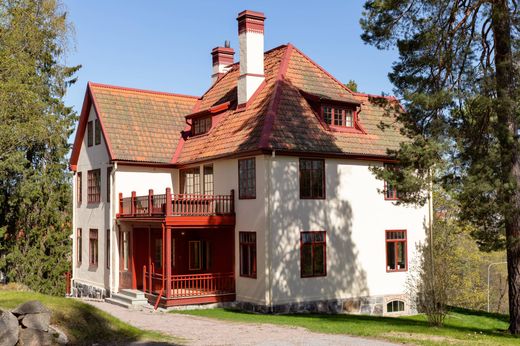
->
[117, 188, 235, 227]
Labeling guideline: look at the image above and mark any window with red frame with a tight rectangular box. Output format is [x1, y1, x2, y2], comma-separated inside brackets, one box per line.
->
[322, 105, 354, 128]
[94, 119, 101, 145]
[386, 230, 407, 271]
[239, 158, 256, 199]
[87, 121, 93, 147]
[89, 229, 98, 268]
[192, 116, 211, 135]
[77, 172, 82, 205]
[180, 167, 201, 194]
[300, 159, 325, 199]
[239, 232, 257, 278]
[301, 231, 326, 277]
[87, 169, 101, 203]
[384, 164, 400, 200]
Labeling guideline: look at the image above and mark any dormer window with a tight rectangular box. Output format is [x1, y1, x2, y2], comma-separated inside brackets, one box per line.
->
[192, 116, 212, 136]
[322, 105, 354, 128]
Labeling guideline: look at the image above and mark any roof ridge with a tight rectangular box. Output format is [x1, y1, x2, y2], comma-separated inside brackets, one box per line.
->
[289, 46, 357, 96]
[258, 43, 294, 149]
[88, 81, 199, 99]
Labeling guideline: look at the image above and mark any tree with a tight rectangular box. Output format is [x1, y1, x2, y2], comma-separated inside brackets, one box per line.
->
[345, 80, 359, 92]
[360, 1, 520, 333]
[0, 0, 79, 295]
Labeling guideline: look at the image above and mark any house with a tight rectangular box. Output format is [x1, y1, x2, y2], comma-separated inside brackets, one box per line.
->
[69, 10, 429, 315]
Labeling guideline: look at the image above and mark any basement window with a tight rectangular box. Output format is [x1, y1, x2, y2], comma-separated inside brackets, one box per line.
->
[387, 300, 405, 313]
[192, 116, 212, 136]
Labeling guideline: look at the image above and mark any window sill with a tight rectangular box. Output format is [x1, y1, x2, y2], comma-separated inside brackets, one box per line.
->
[300, 197, 326, 200]
[239, 274, 257, 279]
[88, 264, 98, 271]
[386, 269, 407, 273]
[239, 196, 256, 200]
[301, 274, 327, 278]
[384, 197, 400, 201]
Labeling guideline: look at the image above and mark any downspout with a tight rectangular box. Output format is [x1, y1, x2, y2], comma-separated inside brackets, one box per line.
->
[110, 162, 117, 294]
[71, 171, 76, 295]
[266, 150, 275, 311]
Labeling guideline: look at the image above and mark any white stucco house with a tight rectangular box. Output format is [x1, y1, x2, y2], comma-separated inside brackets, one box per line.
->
[69, 10, 429, 315]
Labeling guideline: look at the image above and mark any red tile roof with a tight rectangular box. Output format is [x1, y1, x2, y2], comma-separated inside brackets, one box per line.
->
[70, 44, 405, 170]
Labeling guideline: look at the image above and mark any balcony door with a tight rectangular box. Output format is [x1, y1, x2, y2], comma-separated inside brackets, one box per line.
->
[118, 229, 133, 290]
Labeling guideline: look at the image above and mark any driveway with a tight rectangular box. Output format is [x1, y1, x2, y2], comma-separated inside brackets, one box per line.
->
[86, 301, 399, 346]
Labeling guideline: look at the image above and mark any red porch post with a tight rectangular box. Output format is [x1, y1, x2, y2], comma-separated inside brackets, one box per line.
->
[118, 193, 123, 216]
[165, 226, 172, 299]
[148, 189, 153, 216]
[230, 189, 235, 213]
[131, 191, 136, 216]
[165, 187, 172, 216]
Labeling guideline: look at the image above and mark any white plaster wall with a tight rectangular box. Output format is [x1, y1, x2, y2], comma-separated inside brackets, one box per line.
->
[114, 166, 176, 197]
[211, 155, 268, 305]
[73, 105, 111, 290]
[268, 156, 428, 305]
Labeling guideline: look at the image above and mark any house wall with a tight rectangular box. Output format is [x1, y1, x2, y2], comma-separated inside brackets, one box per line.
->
[266, 156, 428, 314]
[72, 105, 112, 297]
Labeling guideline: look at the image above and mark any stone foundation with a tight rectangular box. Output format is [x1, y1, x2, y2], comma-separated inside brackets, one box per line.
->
[72, 281, 108, 299]
[235, 294, 412, 316]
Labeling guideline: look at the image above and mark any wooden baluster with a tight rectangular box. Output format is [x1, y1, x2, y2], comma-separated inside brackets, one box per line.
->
[143, 266, 147, 293]
[131, 191, 136, 216]
[231, 189, 235, 214]
[118, 193, 123, 216]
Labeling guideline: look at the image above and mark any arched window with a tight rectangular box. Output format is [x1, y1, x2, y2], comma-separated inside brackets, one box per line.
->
[387, 300, 405, 313]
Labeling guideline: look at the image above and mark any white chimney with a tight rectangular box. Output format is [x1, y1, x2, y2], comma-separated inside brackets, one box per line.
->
[236, 10, 266, 105]
[211, 41, 234, 84]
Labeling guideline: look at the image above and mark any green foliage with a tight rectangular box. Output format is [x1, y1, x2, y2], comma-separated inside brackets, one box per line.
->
[344, 80, 358, 92]
[0, 0, 79, 295]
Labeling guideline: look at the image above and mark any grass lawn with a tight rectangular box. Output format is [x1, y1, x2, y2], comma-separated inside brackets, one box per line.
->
[0, 289, 176, 345]
[174, 307, 518, 345]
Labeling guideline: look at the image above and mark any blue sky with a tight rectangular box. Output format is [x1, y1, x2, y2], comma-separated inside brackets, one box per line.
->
[63, 0, 398, 115]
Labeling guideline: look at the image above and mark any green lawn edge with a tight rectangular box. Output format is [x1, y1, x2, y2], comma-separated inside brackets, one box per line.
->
[0, 290, 179, 345]
[173, 307, 518, 346]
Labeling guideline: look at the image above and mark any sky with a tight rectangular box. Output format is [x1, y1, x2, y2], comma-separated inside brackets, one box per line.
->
[62, 0, 399, 116]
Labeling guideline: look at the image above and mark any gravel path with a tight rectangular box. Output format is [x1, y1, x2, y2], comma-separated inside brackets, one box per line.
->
[86, 301, 399, 346]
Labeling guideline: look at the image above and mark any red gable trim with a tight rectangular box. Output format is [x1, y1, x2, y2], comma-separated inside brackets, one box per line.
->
[69, 82, 115, 171]
[259, 43, 294, 149]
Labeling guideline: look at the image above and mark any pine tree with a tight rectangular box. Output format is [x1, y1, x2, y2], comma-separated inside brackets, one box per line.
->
[0, 0, 79, 295]
[361, 0, 520, 333]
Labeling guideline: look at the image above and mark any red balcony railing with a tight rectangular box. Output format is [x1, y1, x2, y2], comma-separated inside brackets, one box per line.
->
[118, 188, 235, 217]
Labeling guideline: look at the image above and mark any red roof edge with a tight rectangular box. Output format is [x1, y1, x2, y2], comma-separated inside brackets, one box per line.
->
[88, 81, 199, 99]
[290, 45, 357, 96]
[69, 82, 118, 171]
[258, 43, 294, 149]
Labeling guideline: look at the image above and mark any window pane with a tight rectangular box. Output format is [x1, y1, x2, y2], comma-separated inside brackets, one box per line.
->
[387, 242, 396, 270]
[94, 119, 101, 145]
[154, 238, 162, 268]
[313, 244, 325, 275]
[203, 165, 214, 195]
[345, 110, 353, 127]
[334, 108, 343, 126]
[189, 241, 201, 270]
[87, 121, 93, 147]
[397, 242, 406, 269]
[323, 106, 332, 125]
[301, 245, 313, 276]
[239, 158, 256, 199]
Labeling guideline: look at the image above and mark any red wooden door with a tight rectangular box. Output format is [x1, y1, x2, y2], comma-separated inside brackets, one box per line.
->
[133, 228, 149, 290]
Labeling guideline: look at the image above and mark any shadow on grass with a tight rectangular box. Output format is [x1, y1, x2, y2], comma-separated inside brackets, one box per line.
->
[213, 307, 517, 341]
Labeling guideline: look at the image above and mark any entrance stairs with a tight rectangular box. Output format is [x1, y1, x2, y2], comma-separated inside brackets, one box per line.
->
[105, 289, 149, 309]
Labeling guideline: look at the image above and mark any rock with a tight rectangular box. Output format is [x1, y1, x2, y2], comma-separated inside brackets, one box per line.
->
[21, 312, 51, 331]
[18, 328, 54, 346]
[0, 309, 19, 346]
[12, 300, 50, 316]
[49, 325, 69, 345]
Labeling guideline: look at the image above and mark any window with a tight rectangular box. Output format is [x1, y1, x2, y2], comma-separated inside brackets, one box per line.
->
[239, 232, 257, 278]
[386, 230, 407, 272]
[77, 172, 82, 205]
[77, 228, 82, 266]
[180, 168, 200, 194]
[299, 159, 325, 199]
[188, 241, 210, 271]
[87, 121, 93, 147]
[387, 300, 405, 313]
[192, 116, 212, 135]
[106, 229, 110, 269]
[94, 119, 101, 145]
[106, 167, 112, 202]
[89, 229, 98, 268]
[154, 238, 162, 269]
[87, 169, 101, 203]
[203, 165, 214, 195]
[239, 158, 256, 199]
[384, 164, 400, 200]
[322, 105, 355, 128]
[301, 231, 326, 277]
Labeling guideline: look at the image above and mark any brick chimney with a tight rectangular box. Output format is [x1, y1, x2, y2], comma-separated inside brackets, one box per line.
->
[236, 10, 266, 106]
[211, 41, 234, 84]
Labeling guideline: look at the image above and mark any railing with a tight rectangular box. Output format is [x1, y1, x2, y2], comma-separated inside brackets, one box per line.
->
[143, 268, 235, 299]
[118, 188, 235, 217]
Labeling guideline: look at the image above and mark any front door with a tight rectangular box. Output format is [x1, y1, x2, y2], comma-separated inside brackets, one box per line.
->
[119, 229, 133, 290]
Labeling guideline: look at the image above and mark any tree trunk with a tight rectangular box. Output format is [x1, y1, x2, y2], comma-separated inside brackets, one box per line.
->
[491, 0, 520, 335]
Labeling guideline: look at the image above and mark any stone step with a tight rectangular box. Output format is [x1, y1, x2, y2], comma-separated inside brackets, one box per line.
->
[111, 292, 148, 305]
[105, 297, 133, 309]
[119, 289, 146, 300]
